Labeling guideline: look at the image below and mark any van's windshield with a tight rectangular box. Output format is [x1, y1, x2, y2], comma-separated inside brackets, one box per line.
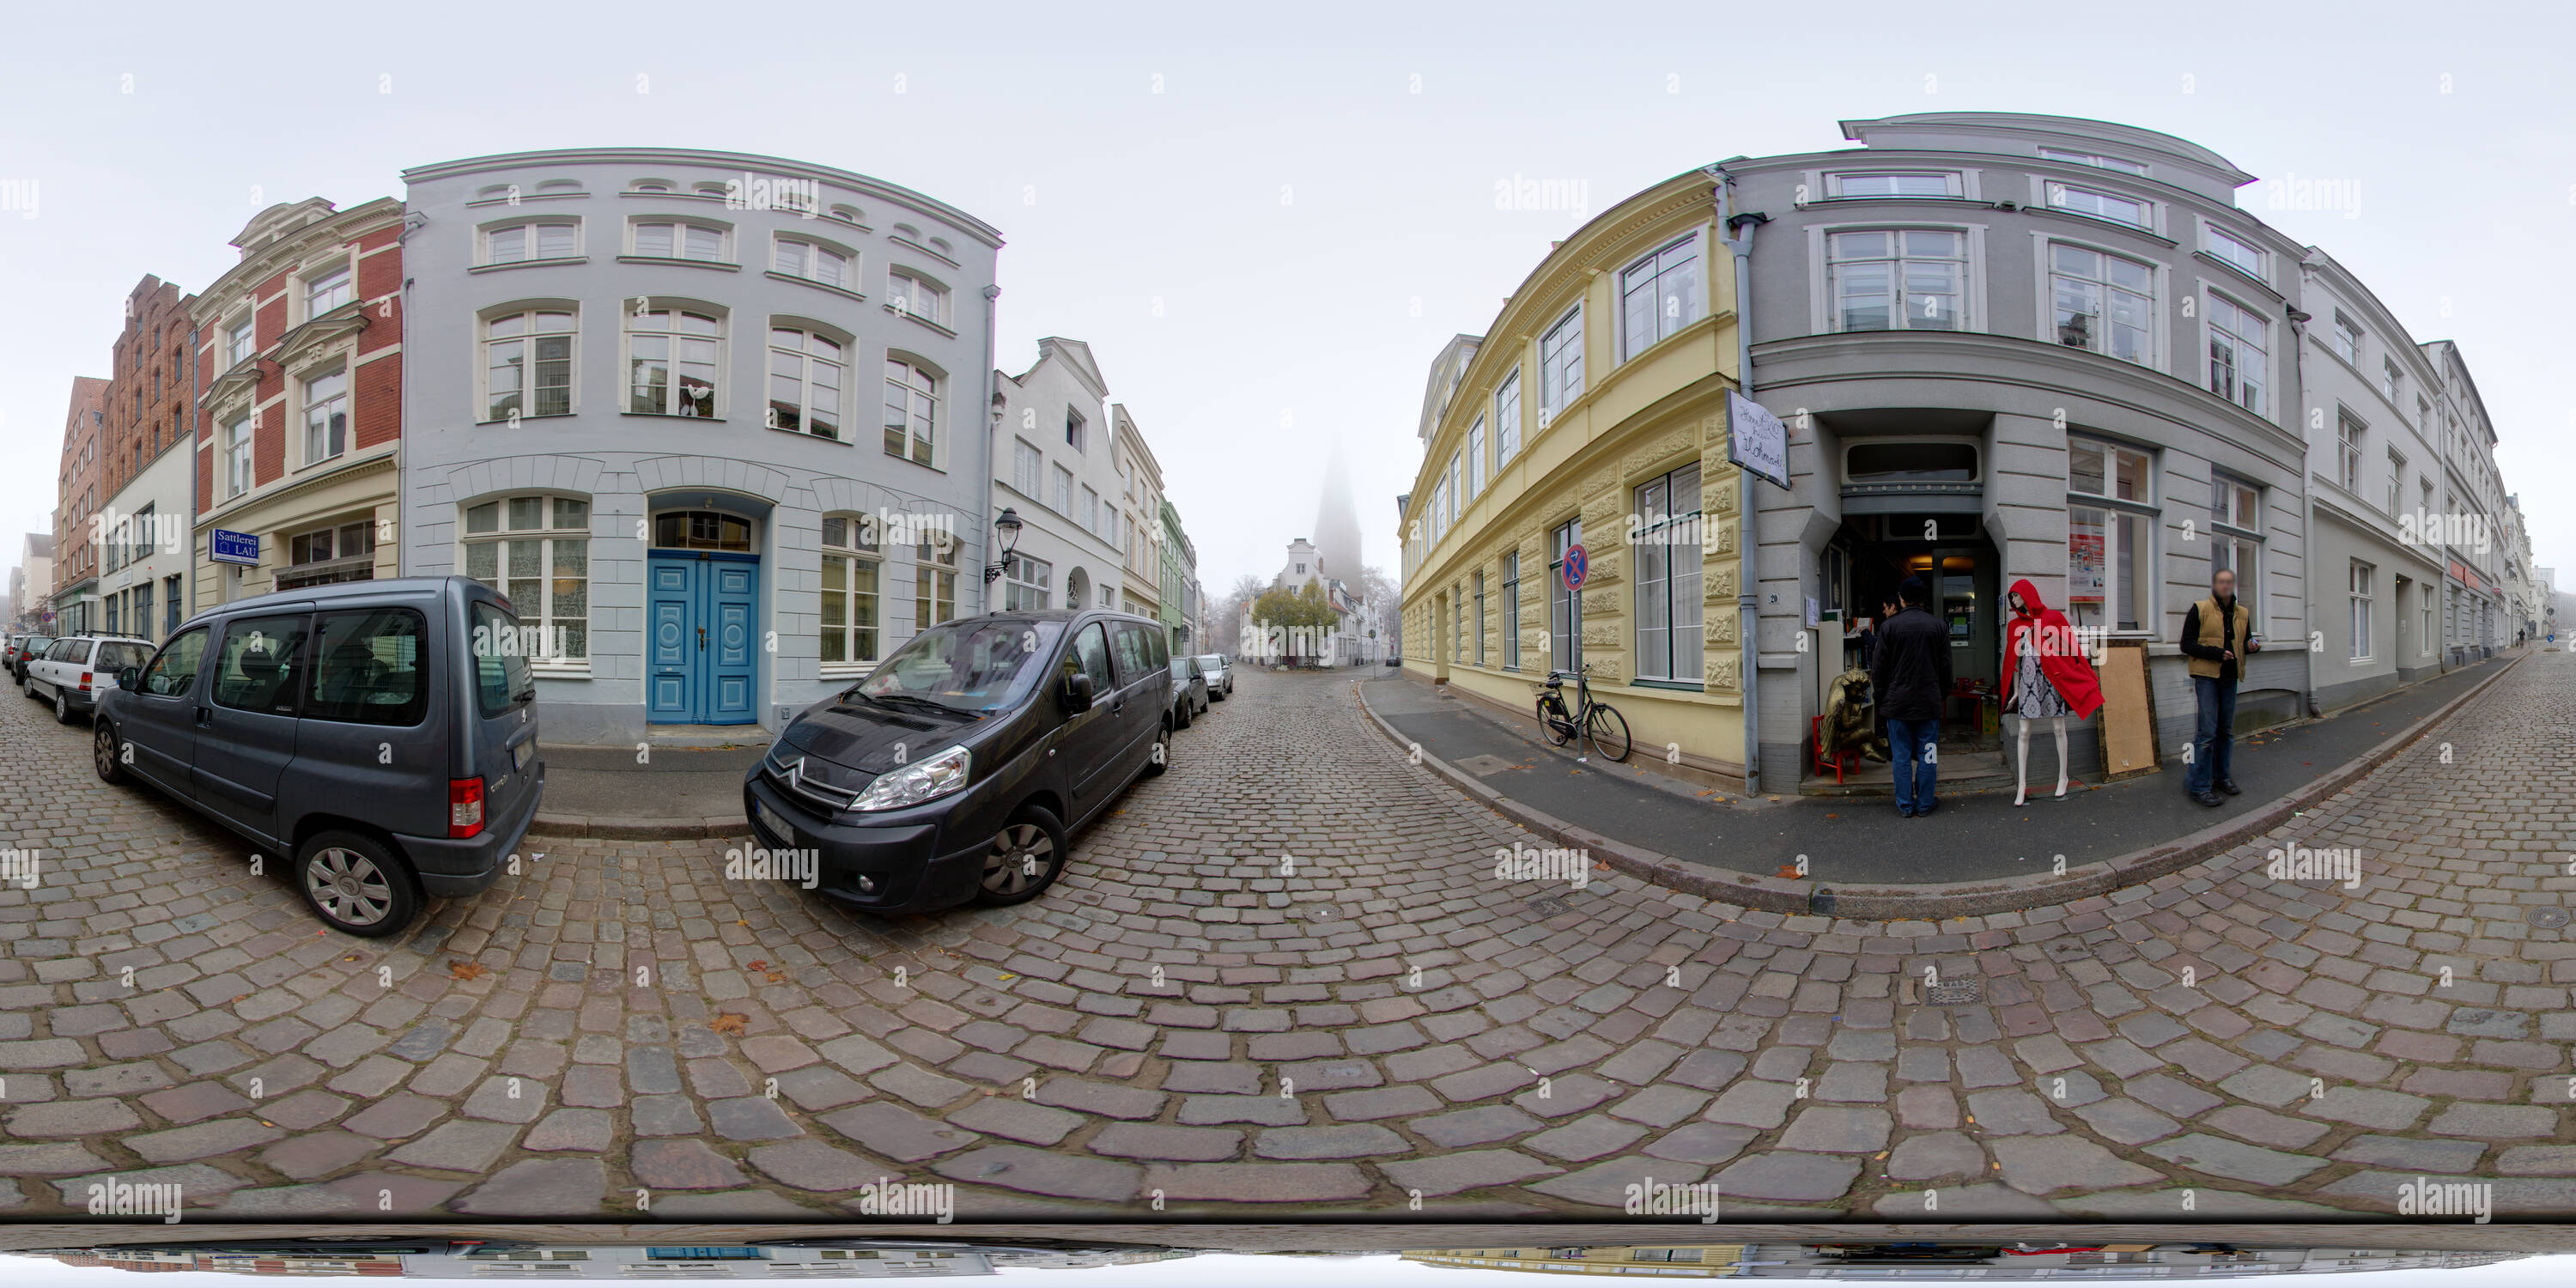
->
[855, 619, 1066, 714]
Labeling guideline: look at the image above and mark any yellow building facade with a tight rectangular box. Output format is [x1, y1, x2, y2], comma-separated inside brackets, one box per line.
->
[1400, 169, 1750, 786]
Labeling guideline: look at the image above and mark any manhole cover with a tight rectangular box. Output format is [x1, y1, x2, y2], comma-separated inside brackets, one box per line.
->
[1925, 978, 1983, 1005]
[2529, 908, 2571, 930]
[1456, 754, 1521, 776]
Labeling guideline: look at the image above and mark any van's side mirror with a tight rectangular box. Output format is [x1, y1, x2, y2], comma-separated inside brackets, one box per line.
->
[118, 666, 141, 692]
[1061, 671, 1095, 713]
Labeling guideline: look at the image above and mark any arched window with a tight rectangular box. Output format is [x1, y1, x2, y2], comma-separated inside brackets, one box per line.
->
[766, 325, 846, 440]
[819, 515, 881, 666]
[651, 511, 753, 551]
[883, 360, 938, 465]
[627, 306, 723, 416]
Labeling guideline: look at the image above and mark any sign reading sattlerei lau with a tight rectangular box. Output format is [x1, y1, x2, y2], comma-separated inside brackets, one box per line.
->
[1726, 390, 1790, 491]
[210, 530, 259, 566]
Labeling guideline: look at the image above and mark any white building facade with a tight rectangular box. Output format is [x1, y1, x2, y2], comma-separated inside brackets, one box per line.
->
[993, 337, 1127, 613]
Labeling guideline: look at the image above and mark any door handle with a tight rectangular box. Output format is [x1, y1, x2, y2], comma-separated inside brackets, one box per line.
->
[697, 625, 707, 651]
[195, 706, 211, 726]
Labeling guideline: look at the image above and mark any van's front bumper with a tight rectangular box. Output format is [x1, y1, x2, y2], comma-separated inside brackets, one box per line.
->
[742, 773, 985, 916]
[403, 759, 545, 899]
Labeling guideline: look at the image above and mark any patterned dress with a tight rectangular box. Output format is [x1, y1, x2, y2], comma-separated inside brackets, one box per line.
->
[2010, 629, 2074, 718]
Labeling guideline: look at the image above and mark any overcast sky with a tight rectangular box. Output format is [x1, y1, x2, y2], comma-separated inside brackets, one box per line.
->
[2, 0, 2569, 600]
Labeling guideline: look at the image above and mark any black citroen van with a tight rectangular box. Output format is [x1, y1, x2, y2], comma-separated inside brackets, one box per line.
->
[744, 609, 1173, 916]
[94, 576, 544, 937]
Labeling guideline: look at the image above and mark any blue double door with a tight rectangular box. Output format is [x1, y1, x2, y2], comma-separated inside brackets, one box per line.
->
[647, 552, 759, 725]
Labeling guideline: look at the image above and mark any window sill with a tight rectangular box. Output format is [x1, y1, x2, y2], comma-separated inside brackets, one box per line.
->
[471, 257, 589, 274]
[764, 270, 868, 303]
[819, 666, 874, 680]
[623, 411, 726, 423]
[1628, 677, 1705, 693]
[477, 411, 578, 426]
[881, 446, 944, 473]
[887, 307, 957, 339]
[766, 422, 854, 445]
[468, 192, 587, 208]
[532, 666, 592, 679]
[615, 255, 740, 271]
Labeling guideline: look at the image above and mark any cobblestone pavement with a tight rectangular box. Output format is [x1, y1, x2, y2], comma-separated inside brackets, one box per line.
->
[1, 653, 2569, 1221]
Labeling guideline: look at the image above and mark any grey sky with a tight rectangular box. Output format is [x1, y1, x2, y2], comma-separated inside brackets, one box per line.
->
[2, 0, 2568, 599]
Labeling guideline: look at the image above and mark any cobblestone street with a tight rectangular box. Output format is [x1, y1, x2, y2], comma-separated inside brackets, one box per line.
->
[1, 653, 2570, 1220]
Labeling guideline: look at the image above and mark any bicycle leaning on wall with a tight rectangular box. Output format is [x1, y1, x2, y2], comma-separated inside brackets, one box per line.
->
[1534, 663, 1631, 762]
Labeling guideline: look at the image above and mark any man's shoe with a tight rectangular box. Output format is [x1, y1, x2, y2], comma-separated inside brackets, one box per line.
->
[1918, 799, 1940, 817]
[2196, 793, 2224, 807]
[2217, 780, 2242, 796]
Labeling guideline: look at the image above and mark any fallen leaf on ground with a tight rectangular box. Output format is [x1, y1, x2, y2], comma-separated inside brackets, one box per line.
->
[448, 960, 489, 981]
[709, 1012, 748, 1036]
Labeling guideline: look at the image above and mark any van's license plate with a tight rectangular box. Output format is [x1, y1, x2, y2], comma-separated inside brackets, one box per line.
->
[756, 799, 793, 841]
[512, 741, 532, 771]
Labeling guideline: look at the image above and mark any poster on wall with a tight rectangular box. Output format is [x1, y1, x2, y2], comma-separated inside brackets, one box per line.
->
[2068, 527, 2106, 605]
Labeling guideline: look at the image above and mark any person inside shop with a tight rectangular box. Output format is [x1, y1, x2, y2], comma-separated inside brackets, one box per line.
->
[1869, 575, 1950, 818]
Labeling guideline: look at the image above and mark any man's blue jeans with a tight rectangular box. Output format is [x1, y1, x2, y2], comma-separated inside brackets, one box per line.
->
[2187, 676, 2238, 796]
[1886, 717, 1940, 814]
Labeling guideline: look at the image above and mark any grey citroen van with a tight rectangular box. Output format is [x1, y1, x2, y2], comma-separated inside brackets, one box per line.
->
[94, 576, 544, 937]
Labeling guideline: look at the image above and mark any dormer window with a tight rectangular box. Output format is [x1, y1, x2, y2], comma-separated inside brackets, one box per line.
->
[535, 179, 583, 196]
[632, 179, 674, 193]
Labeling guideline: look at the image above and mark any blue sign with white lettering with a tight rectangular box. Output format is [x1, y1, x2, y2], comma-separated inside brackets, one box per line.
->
[211, 529, 259, 566]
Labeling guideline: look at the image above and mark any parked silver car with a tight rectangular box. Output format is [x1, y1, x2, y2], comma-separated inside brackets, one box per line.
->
[1194, 653, 1233, 700]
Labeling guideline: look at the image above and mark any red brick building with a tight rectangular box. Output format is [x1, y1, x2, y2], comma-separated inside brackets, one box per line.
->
[191, 196, 404, 609]
[96, 274, 198, 640]
[52, 375, 107, 632]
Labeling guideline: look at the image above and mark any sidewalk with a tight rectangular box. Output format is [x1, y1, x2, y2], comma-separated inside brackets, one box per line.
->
[1363, 652, 2518, 890]
[530, 741, 769, 838]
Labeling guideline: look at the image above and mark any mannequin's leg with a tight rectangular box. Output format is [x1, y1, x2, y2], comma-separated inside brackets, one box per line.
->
[2014, 715, 2032, 807]
[2051, 716, 2070, 797]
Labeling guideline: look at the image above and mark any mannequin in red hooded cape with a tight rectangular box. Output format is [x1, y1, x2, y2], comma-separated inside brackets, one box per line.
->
[2002, 578, 2105, 806]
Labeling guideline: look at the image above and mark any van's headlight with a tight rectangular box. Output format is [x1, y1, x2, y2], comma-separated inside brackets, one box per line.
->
[847, 744, 972, 812]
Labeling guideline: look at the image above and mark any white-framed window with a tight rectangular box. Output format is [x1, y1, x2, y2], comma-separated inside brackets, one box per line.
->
[631, 221, 728, 262]
[303, 263, 353, 318]
[1494, 368, 1522, 465]
[484, 220, 578, 264]
[2046, 182, 2149, 228]
[1466, 417, 1485, 499]
[2415, 394, 2432, 427]
[1052, 464, 1073, 515]
[2331, 313, 2364, 366]
[2204, 225, 2263, 279]
[284, 518, 379, 587]
[819, 514, 882, 666]
[2348, 561, 2375, 661]
[2206, 294, 2269, 416]
[1539, 307, 1583, 424]
[1830, 172, 1957, 197]
[1500, 550, 1521, 671]
[888, 270, 948, 325]
[2068, 438, 2154, 635]
[1002, 551, 1052, 611]
[483, 307, 575, 422]
[2385, 449, 2405, 515]
[222, 412, 253, 500]
[2040, 146, 2149, 176]
[302, 369, 349, 465]
[2380, 357, 2403, 404]
[915, 538, 958, 629]
[1549, 518, 1583, 672]
[1447, 452, 1463, 527]
[764, 325, 846, 440]
[2210, 473, 2261, 615]
[1619, 234, 1703, 361]
[2337, 410, 2366, 494]
[1081, 485, 1100, 533]
[883, 359, 938, 465]
[224, 315, 256, 367]
[1633, 464, 1704, 686]
[1012, 438, 1042, 498]
[1828, 228, 1966, 331]
[465, 495, 589, 664]
[626, 306, 722, 416]
[2050, 243, 2154, 365]
[1473, 571, 1486, 664]
[772, 235, 854, 289]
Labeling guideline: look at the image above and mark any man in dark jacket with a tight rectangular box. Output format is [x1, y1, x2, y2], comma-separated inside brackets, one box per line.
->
[1870, 574, 1953, 817]
[2178, 566, 2258, 806]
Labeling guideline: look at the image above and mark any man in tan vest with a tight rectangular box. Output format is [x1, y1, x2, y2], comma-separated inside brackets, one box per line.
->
[2178, 566, 2259, 806]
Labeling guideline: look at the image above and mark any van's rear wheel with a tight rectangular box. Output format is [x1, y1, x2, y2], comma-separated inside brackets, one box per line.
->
[1143, 723, 1171, 777]
[295, 831, 423, 938]
[972, 805, 1068, 907]
[94, 722, 130, 784]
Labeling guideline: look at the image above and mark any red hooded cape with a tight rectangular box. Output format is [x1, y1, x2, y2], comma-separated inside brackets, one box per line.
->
[2003, 578, 2105, 720]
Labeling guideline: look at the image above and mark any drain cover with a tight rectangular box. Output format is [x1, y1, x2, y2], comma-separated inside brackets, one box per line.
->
[1925, 978, 1983, 1005]
[1525, 895, 1573, 919]
[2528, 908, 2571, 930]
[1455, 754, 1521, 776]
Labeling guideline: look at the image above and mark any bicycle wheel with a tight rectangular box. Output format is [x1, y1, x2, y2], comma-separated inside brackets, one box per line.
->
[1538, 695, 1574, 746]
[1586, 702, 1632, 762]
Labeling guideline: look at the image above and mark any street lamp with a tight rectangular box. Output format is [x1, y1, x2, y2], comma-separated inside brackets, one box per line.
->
[981, 507, 1024, 586]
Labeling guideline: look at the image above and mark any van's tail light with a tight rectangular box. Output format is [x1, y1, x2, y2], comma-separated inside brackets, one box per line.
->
[448, 778, 487, 838]
[78, 671, 92, 692]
